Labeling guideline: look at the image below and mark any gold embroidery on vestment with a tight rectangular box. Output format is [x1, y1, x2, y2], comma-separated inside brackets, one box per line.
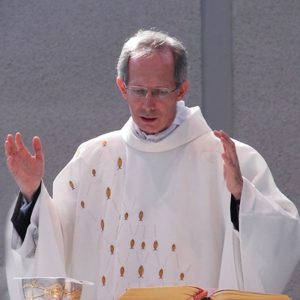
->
[69, 181, 75, 190]
[153, 240, 158, 251]
[117, 157, 122, 169]
[138, 211, 144, 221]
[100, 219, 104, 231]
[110, 245, 114, 255]
[138, 265, 144, 278]
[130, 239, 135, 249]
[101, 276, 106, 286]
[180, 272, 184, 280]
[106, 187, 111, 199]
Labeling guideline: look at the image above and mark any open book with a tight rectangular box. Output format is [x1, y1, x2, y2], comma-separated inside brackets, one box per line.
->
[118, 286, 291, 300]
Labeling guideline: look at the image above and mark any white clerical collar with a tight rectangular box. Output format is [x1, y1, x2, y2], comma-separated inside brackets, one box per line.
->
[132, 100, 192, 143]
[121, 106, 211, 152]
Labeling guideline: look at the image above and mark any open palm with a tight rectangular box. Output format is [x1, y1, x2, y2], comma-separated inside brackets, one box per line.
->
[5, 132, 44, 201]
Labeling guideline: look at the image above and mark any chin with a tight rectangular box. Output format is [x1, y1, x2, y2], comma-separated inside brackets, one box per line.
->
[140, 125, 167, 135]
[135, 117, 170, 135]
[140, 128, 159, 134]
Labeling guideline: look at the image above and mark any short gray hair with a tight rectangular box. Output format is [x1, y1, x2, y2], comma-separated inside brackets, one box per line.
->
[117, 29, 187, 87]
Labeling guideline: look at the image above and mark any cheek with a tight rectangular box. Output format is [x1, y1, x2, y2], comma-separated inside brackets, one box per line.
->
[163, 103, 178, 124]
[127, 101, 142, 116]
[159, 102, 176, 117]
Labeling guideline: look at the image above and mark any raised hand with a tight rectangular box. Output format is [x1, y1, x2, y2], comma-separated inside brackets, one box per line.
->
[4, 132, 45, 201]
[214, 130, 243, 200]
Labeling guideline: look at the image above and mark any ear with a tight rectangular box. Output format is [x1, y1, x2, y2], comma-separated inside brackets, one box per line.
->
[176, 80, 189, 101]
[116, 78, 127, 99]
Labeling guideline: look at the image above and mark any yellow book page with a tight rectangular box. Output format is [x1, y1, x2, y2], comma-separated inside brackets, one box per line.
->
[119, 285, 207, 300]
[211, 289, 291, 300]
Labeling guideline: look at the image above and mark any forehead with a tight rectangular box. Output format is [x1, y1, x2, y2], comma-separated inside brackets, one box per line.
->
[128, 49, 175, 85]
[130, 48, 174, 66]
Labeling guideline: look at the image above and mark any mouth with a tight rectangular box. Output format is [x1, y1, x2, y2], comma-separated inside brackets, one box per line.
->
[140, 116, 157, 122]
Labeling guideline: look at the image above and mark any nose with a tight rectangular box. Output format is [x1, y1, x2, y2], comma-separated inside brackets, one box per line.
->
[142, 91, 155, 110]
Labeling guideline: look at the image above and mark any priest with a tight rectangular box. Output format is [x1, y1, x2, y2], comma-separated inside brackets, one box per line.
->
[5, 29, 300, 299]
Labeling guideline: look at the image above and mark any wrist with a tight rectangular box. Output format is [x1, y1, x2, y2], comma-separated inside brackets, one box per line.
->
[232, 179, 243, 200]
[21, 181, 42, 202]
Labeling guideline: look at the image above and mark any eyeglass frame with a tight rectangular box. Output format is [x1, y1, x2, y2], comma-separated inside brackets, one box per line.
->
[123, 83, 179, 100]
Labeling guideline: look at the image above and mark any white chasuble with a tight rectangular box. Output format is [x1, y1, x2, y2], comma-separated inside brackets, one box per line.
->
[6, 107, 300, 299]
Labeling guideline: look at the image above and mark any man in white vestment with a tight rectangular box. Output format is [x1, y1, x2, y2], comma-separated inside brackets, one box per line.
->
[5, 29, 300, 299]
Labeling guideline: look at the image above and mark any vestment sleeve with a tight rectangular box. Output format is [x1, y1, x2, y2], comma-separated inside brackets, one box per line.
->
[6, 183, 66, 300]
[11, 184, 41, 242]
[5, 144, 88, 299]
[235, 144, 300, 293]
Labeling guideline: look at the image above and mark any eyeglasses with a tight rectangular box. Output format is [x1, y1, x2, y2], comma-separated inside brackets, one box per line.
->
[124, 84, 178, 100]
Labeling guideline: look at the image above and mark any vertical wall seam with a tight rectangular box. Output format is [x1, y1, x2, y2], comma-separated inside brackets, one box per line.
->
[201, 0, 233, 135]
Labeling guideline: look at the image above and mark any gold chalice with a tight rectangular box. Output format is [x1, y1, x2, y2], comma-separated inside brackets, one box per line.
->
[15, 277, 90, 300]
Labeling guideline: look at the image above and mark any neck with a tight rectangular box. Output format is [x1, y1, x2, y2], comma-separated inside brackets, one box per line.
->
[132, 100, 192, 142]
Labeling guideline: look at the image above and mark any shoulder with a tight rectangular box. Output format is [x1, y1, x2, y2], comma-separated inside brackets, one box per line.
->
[59, 130, 125, 172]
[196, 131, 269, 169]
[74, 130, 124, 159]
[233, 139, 271, 180]
[233, 139, 266, 163]
[55, 130, 124, 183]
[192, 131, 223, 154]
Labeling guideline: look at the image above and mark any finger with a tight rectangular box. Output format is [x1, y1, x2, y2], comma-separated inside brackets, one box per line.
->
[32, 136, 44, 160]
[214, 129, 229, 139]
[222, 137, 235, 155]
[222, 154, 228, 178]
[215, 130, 240, 169]
[4, 135, 11, 157]
[219, 130, 235, 146]
[216, 131, 231, 163]
[214, 130, 231, 156]
[218, 131, 238, 163]
[219, 129, 229, 138]
[214, 130, 235, 150]
[222, 153, 236, 181]
[15, 132, 30, 153]
[218, 135, 233, 161]
[222, 152, 235, 168]
[4, 134, 17, 157]
[223, 146, 239, 170]
[213, 130, 222, 138]
[4, 140, 13, 158]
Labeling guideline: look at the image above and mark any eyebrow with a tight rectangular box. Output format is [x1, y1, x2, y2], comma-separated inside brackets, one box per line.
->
[127, 84, 173, 89]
